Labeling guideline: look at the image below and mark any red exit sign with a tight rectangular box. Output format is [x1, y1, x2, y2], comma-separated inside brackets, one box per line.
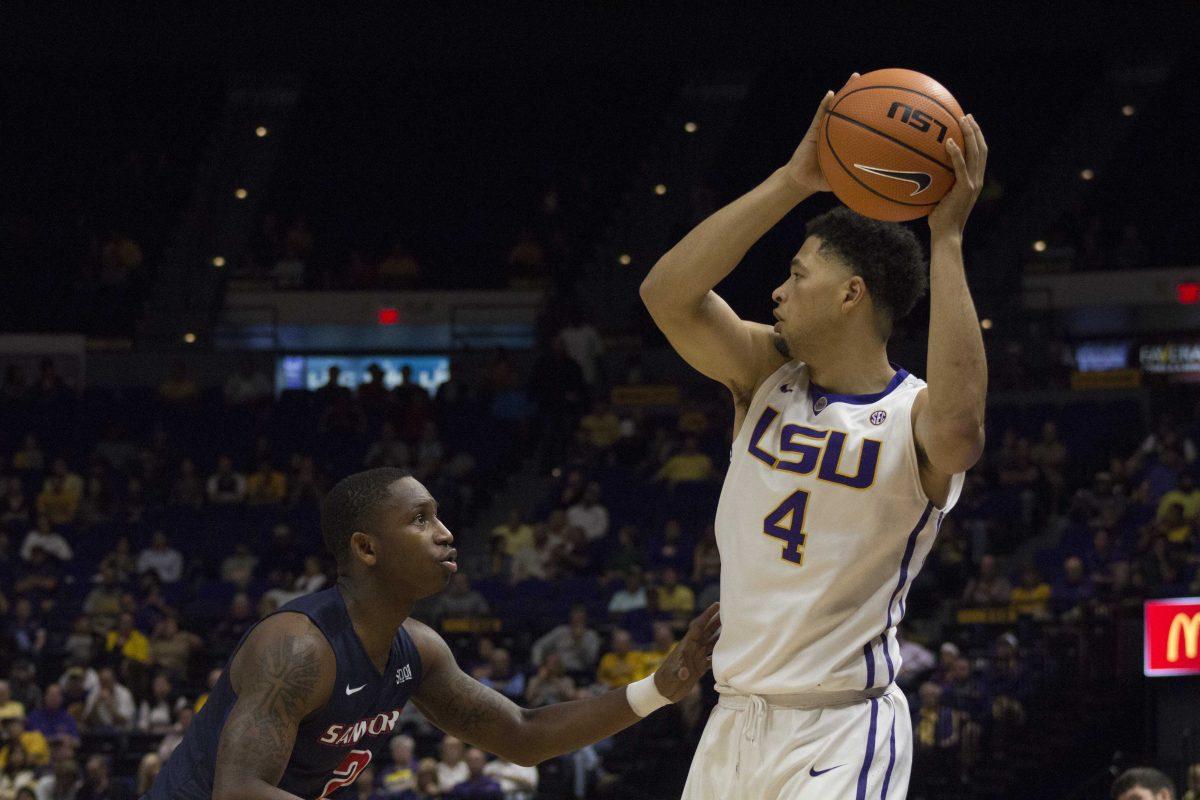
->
[1178, 282, 1200, 305]
[1145, 598, 1200, 676]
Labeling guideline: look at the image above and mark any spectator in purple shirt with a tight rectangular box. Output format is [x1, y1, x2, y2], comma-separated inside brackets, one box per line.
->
[448, 749, 503, 800]
[25, 684, 80, 747]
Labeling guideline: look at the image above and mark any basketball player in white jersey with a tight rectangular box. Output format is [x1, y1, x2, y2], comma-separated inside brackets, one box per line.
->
[640, 79, 988, 799]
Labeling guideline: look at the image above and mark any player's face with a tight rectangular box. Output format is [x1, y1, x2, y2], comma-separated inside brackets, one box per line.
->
[375, 477, 457, 598]
[771, 236, 854, 359]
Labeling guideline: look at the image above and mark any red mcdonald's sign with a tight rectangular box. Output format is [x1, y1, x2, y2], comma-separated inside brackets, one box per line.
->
[1145, 598, 1200, 677]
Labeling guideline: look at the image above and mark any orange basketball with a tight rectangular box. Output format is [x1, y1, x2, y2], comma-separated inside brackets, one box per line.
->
[817, 69, 965, 222]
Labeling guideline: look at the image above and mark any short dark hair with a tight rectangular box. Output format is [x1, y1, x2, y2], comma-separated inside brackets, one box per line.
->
[1111, 767, 1176, 799]
[805, 206, 927, 336]
[320, 468, 410, 568]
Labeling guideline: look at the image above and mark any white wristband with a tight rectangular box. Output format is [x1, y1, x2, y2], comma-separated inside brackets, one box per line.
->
[626, 674, 671, 717]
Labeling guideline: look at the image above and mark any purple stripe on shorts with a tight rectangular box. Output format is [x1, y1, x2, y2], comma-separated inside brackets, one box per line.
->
[855, 697, 879, 800]
[881, 700, 897, 799]
[881, 502, 934, 683]
[881, 633, 895, 684]
[863, 641, 876, 689]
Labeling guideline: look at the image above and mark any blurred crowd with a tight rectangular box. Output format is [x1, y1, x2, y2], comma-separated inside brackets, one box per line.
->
[241, 176, 598, 295]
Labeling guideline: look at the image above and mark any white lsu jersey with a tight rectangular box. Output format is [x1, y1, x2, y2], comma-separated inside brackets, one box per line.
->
[712, 360, 964, 697]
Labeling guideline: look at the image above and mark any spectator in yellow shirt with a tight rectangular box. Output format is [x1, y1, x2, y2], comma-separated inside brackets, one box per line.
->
[1009, 565, 1052, 621]
[105, 613, 151, 666]
[595, 629, 643, 689]
[0, 682, 24, 723]
[491, 508, 535, 557]
[1157, 473, 1200, 521]
[579, 401, 622, 450]
[1158, 502, 1194, 546]
[36, 458, 83, 526]
[0, 710, 50, 768]
[106, 614, 153, 699]
[635, 622, 677, 680]
[245, 459, 288, 507]
[11, 433, 45, 475]
[656, 566, 695, 627]
[655, 437, 715, 487]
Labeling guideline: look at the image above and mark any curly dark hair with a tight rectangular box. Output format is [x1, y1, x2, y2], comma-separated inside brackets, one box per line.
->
[804, 206, 927, 336]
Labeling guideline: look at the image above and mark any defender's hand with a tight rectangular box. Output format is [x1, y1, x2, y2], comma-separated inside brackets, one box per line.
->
[784, 73, 859, 194]
[653, 602, 721, 702]
[929, 114, 988, 236]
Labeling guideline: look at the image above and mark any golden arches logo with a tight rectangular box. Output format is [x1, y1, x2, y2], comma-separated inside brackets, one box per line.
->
[1167, 612, 1200, 663]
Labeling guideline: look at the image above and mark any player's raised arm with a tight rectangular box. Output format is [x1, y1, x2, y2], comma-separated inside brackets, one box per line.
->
[212, 613, 337, 800]
[914, 114, 989, 476]
[408, 604, 720, 766]
[639, 81, 853, 396]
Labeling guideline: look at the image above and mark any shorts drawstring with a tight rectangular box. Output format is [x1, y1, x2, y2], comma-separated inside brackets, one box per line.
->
[733, 693, 770, 781]
[743, 694, 769, 743]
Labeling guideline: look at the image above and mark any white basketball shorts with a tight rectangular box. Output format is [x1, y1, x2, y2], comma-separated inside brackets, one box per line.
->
[681, 686, 911, 800]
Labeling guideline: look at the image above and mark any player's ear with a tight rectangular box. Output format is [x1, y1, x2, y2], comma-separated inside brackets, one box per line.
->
[841, 276, 867, 312]
[348, 531, 378, 566]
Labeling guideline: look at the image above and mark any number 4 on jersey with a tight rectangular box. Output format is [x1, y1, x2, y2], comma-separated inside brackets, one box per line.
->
[763, 490, 810, 566]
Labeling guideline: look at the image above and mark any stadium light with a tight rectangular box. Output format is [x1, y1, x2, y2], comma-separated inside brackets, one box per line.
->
[981, 319, 993, 330]
[654, 184, 667, 195]
[183, 332, 196, 343]
[1121, 105, 1135, 117]
[1032, 240, 1047, 253]
[618, 253, 632, 265]
[684, 121, 698, 133]
[235, 188, 248, 200]
[1080, 169, 1094, 181]
[255, 126, 269, 138]
[211, 256, 226, 267]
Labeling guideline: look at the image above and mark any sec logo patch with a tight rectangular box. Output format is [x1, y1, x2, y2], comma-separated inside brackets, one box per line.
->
[870, 410, 887, 425]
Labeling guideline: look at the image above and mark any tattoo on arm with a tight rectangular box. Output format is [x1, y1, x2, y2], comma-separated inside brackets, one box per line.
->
[252, 634, 323, 720]
[407, 617, 527, 757]
[419, 665, 516, 739]
[215, 632, 326, 788]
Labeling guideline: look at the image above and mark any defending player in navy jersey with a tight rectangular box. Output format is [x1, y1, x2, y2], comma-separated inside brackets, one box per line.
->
[146, 468, 720, 800]
[641, 76, 988, 799]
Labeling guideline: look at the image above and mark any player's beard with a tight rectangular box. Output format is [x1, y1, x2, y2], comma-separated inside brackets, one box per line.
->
[772, 333, 792, 360]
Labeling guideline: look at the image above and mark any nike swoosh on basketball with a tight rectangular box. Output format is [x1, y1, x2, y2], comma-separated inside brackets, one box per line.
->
[345, 684, 367, 695]
[809, 764, 845, 777]
[852, 163, 933, 196]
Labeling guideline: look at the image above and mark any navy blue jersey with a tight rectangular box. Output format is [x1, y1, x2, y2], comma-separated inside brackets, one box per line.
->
[146, 587, 423, 800]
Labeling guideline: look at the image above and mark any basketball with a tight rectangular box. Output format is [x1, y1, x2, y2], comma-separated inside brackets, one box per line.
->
[818, 68, 965, 221]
